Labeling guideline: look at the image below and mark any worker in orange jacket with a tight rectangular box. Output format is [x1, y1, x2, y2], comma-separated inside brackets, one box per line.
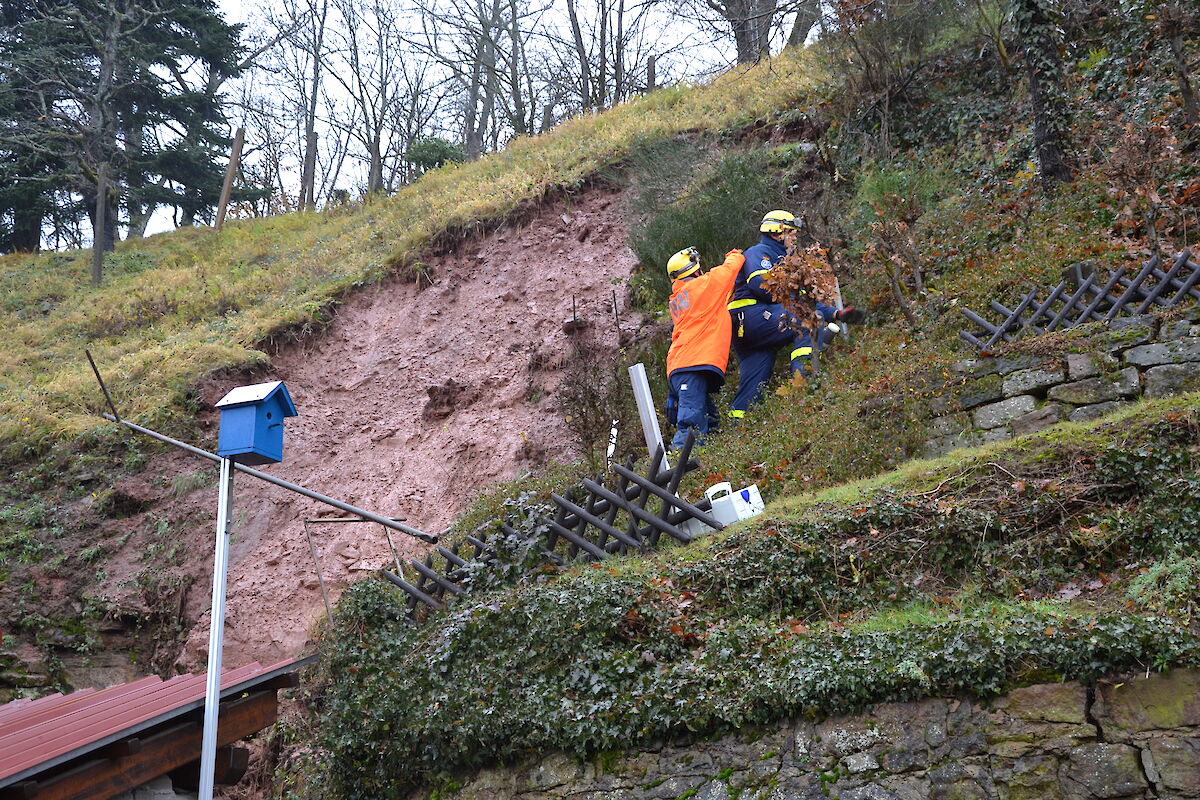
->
[664, 246, 745, 451]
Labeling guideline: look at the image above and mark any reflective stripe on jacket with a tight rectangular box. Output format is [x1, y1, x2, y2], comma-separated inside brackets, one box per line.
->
[666, 250, 745, 381]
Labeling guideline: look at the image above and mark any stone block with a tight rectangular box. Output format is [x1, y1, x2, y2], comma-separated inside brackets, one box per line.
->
[973, 395, 1036, 429]
[843, 751, 880, 774]
[1047, 368, 1140, 405]
[837, 785, 902, 800]
[994, 355, 1055, 375]
[694, 779, 732, 800]
[1144, 362, 1200, 398]
[1124, 336, 1200, 366]
[1089, 320, 1156, 352]
[1068, 401, 1130, 423]
[951, 359, 998, 377]
[1145, 736, 1200, 794]
[922, 432, 987, 458]
[994, 755, 1064, 800]
[524, 753, 583, 789]
[982, 428, 1013, 443]
[1093, 669, 1200, 741]
[928, 759, 995, 799]
[932, 374, 1005, 415]
[1066, 352, 1117, 380]
[1004, 368, 1066, 396]
[1109, 314, 1158, 332]
[1158, 319, 1193, 340]
[1061, 743, 1147, 800]
[929, 413, 971, 437]
[998, 682, 1087, 725]
[1011, 404, 1065, 436]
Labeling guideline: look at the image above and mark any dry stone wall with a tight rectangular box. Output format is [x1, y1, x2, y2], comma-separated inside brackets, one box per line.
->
[418, 669, 1200, 800]
[923, 307, 1200, 458]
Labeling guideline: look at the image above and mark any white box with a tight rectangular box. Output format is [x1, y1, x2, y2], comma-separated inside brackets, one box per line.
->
[683, 482, 764, 536]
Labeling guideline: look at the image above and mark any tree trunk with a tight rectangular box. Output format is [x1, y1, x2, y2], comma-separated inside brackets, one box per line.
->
[1164, 16, 1197, 130]
[1013, 0, 1073, 192]
[597, 0, 608, 107]
[566, 0, 593, 110]
[614, 0, 625, 101]
[301, 0, 329, 210]
[9, 186, 43, 252]
[786, 0, 819, 48]
[507, 0, 529, 135]
[367, 133, 384, 194]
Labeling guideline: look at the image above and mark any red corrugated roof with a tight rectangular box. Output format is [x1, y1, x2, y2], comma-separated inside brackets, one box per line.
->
[0, 658, 309, 787]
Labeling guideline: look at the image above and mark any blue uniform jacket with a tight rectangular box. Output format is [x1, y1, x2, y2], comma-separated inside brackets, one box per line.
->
[730, 233, 836, 321]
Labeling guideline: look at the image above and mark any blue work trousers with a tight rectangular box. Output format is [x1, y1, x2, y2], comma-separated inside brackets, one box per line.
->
[667, 369, 720, 451]
[729, 304, 815, 413]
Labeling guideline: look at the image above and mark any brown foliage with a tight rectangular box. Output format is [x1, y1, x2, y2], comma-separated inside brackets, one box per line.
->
[760, 232, 840, 332]
[1102, 121, 1191, 251]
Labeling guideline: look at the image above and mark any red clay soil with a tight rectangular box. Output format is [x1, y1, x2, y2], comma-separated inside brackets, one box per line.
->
[162, 186, 641, 669]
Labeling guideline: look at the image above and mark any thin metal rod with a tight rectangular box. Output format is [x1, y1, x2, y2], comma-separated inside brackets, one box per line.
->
[199, 457, 235, 800]
[305, 516, 408, 523]
[85, 350, 121, 423]
[380, 525, 404, 574]
[102, 414, 437, 543]
[302, 521, 334, 624]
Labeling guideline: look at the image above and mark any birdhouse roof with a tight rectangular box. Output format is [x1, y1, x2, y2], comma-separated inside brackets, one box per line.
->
[214, 380, 297, 416]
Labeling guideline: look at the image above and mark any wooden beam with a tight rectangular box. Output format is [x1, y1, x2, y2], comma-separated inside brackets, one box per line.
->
[2, 690, 277, 800]
[168, 746, 249, 791]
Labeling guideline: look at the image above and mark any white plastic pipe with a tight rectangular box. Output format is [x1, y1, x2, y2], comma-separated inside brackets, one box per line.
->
[198, 457, 235, 800]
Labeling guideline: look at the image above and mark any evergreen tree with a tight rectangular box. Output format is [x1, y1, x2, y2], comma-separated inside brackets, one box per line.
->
[0, 0, 246, 256]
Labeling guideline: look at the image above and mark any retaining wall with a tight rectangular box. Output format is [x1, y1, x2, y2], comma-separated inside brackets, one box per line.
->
[415, 669, 1200, 800]
[923, 306, 1200, 458]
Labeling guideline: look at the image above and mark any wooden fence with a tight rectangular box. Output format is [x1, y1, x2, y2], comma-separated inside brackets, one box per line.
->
[959, 248, 1198, 351]
[380, 431, 724, 621]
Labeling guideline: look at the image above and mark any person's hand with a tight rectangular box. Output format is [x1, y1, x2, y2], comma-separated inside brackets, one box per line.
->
[836, 307, 865, 324]
[726, 249, 742, 256]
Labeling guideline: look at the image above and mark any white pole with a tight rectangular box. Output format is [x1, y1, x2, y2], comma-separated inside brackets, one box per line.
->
[628, 363, 669, 467]
[834, 276, 849, 339]
[606, 418, 619, 469]
[199, 457, 235, 800]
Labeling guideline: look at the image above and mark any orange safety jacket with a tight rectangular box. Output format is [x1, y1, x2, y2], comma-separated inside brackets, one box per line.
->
[666, 250, 745, 382]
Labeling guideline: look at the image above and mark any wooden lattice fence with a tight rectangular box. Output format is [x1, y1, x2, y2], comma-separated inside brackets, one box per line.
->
[380, 432, 725, 621]
[959, 248, 1198, 350]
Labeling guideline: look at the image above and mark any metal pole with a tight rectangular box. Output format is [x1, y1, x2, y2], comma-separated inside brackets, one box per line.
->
[198, 457, 235, 800]
[101, 414, 437, 543]
[215, 126, 245, 232]
[302, 520, 334, 624]
[628, 363, 668, 467]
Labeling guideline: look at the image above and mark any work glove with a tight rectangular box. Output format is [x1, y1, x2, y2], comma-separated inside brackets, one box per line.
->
[836, 307, 865, 325]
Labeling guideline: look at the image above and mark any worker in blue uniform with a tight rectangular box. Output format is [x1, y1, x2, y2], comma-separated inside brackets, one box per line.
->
[727, 210, 863, 417]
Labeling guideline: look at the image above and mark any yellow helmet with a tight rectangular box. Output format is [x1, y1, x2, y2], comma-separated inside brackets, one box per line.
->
[666, 247, 701, 280]
[760, 210, 799, 234]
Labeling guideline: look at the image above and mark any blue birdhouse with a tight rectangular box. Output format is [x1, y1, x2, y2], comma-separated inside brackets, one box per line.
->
[214, 381, 298, 465]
